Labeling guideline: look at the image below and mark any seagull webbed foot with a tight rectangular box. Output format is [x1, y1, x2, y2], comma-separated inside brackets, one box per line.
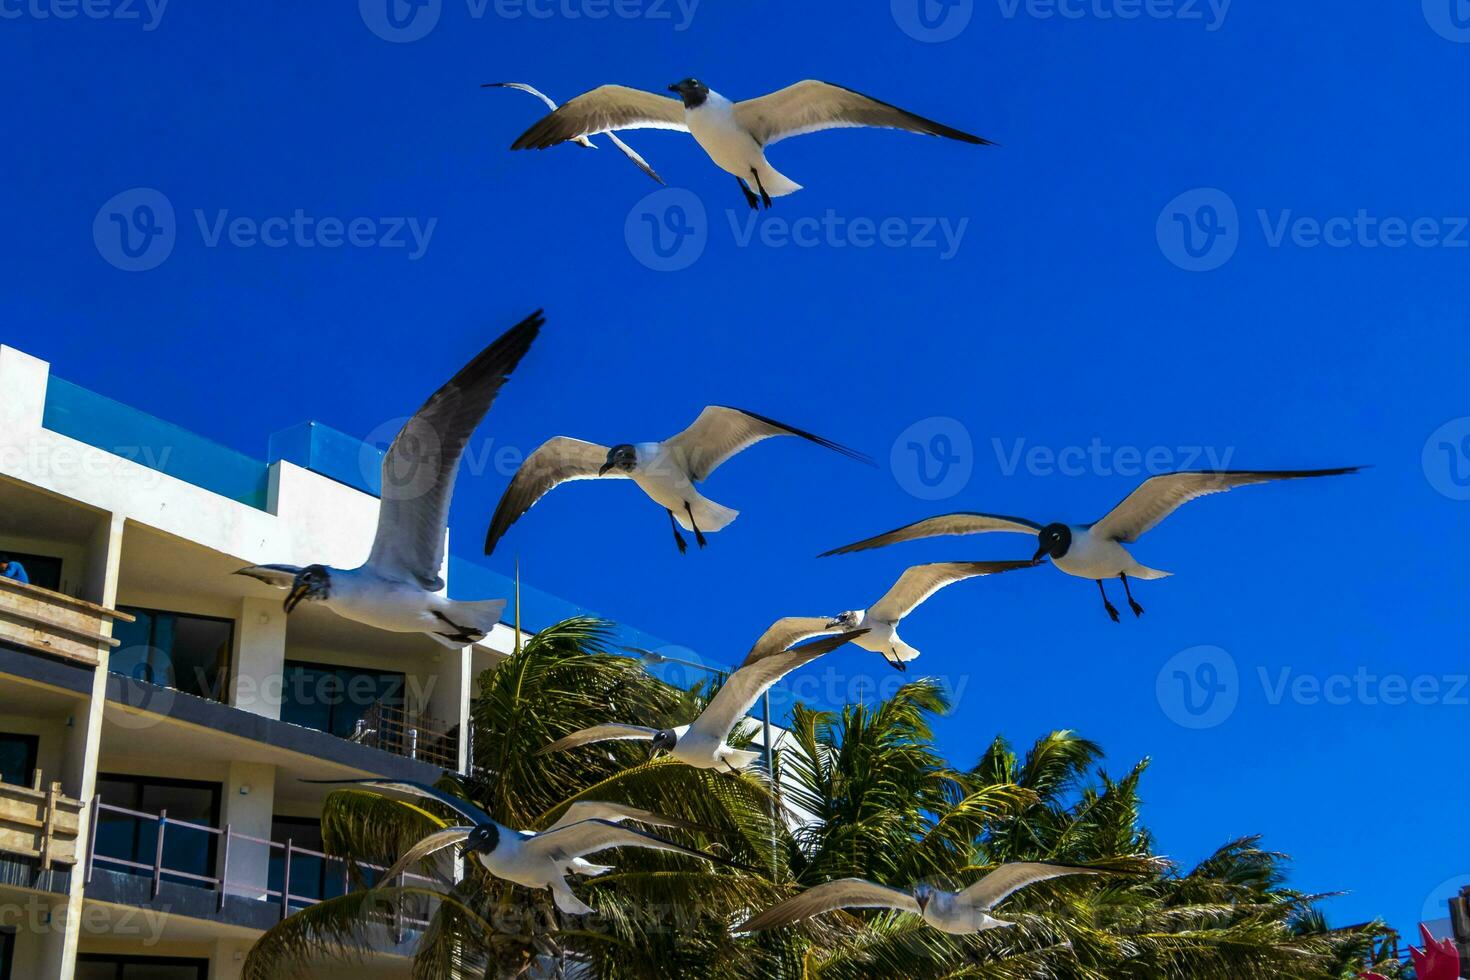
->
[667, 509, 688, 554]
[1128, 599, 1145, 618]
[737, 178, 760, 210]
[684, 502, 708, 548]
[1105, 602, 1121, 623]
[750, 168, 773, 209]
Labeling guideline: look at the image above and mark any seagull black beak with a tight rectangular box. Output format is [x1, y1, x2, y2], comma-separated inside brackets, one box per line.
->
[1032, 543, 1049, 563]
[283, 583, 308, 615]
[916, 894, 929, 913]
[597, 462, 613, 476]
[667, 83, 681, 93]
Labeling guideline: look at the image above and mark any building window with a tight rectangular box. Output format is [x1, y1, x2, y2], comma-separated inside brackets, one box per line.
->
[0, 928, 13, 980]
[93, 775, 221, 887]
[110, 607, 234, 702]
[269, 815, 353, 907]
[75, 955, 209, 979]
[280, 660, 405, 739]
[0, 734, 38, 787]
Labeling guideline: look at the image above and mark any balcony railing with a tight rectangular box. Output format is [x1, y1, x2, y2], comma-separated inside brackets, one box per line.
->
[350, 702, 460, 770]
[0, 771, 84, 869]
[85, 797, 437, 927]
[0, 577, 134, 668]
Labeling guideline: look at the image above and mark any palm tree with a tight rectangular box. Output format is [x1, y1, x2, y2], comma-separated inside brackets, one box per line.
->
[242, 618, 1397, 980]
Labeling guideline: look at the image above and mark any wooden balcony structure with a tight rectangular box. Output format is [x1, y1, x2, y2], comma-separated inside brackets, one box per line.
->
[0, 577, 133, 667]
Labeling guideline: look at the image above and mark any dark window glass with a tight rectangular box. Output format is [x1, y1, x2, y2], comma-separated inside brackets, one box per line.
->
[280, 660, 404, 739]
[269, 816, 354, 908]
[0, 551, 61, 591]
[111, 608, 233, 702]
[93, 775, 221, 887]
[0, 734, 38, 787]
[0, 929, 13, 980]
[75, 956, 209, 980]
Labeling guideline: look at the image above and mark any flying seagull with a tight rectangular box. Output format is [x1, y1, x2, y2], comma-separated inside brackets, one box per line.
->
[738, 862, 1100, 935]
[538, 629, 868, 772]
[822, 560, 1038, 670]
[236, 311, 543, 647]
[484, 405, 872, 555]
[820, 468, 1362, 622]
[484, 82, 663, 185]
[305, 778, 746, 915]
[508, 78, 990, 210]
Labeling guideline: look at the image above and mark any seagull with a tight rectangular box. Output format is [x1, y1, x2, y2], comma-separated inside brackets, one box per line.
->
[737, 862, 1100, 935]
[822, 560, 1038, 671]
[508, 78, 990, 210]
[483, 82, 663, 185]
[538, 630, 868, 773]
[483, 405, 871, 555]
[235, 311, 543, 648]
[820, 468, 1362, 622]
[305, 778, 746, 916]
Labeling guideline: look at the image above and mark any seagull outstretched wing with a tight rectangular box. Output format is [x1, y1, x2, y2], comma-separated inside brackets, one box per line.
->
[734, 81, 991, 147]
[1089, 468, 1362, 543]
[366, 311, 544, 588]
[486, 82, 663, 184]
[694, 631, 866, 743]
[958, 862, 1099, 910]
[302, 778, 494, 827]
[524, 818, 749, 870]
[663, 406, 871, 484]
[738, 878, 920, 931]
[484, 436, 613, 554]
[819, 512, 1043, 557]
[536, 723, 663, 756]
[510, 85, 687, 149]
[868, 560, 1036, 622]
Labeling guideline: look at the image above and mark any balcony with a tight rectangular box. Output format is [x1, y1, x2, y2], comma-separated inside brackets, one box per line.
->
[84, 797, 436, 933]
[0, 771, 84, 871]
[0, 577, 133, 668]
[349, 702, 460, 771]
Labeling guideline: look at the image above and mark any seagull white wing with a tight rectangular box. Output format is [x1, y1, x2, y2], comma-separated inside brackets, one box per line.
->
[958, 863, 1099, 910]
[525, 818, 741, 869]
[1088, 468, 1362, 543]
[233, 564, 302, 589]
[738, 878, 920, 931]
[510, 85, 687, 150]
[486, 82, 664, 184]
[733, 81, 991, 148]
[377, 827, 474, 884]
[819, 512, 1043, 557]
[694, 631, 866, 742]
[663, 405, 870, 483]
[545, 801, 701, 834]
[302, 778, 494, 827]
[484, 436, 613, 554]
[743, 616, 837, 664]
[537, 723, 661, 756]
[365, 311, 543, 588]
[868, 560, 1037, 622]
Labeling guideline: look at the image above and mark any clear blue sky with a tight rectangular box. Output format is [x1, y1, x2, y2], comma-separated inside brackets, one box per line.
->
[4, 0, 1467, 941]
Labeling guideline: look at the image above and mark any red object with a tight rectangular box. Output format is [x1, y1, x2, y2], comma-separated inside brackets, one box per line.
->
[1410, 923, 1462, 980]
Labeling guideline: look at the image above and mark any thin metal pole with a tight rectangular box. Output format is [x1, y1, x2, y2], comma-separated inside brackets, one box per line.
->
[151, 811, 167, 898]
[280, 839, 292, 920]
[85, 794, 100, 883]
[218, 824, 231, 911]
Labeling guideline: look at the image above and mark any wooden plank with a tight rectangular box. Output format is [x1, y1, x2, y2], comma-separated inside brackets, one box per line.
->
[0, 576, 135, 622]
[0, 598, 119, 647]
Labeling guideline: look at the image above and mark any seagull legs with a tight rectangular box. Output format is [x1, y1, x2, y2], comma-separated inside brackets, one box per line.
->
[666, 510, 688, 554]
[885, 651, 908, 672]
[750, 168, 772, 209]
[431, 611, 485, 644]
[736, 177, 761, 211]
[1119, 573, 1145, 618]
[1096, 580, 1121, 623]
[683, 501, 708, 548]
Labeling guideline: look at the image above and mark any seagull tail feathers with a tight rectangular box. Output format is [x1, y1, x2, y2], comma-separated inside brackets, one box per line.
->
[1127, 566, 1172, 581]
[442, 598, 508, 642]
[721, 748, 762, 771]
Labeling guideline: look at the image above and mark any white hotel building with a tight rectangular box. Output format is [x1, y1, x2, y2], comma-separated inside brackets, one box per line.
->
[0, 342, 729, 979]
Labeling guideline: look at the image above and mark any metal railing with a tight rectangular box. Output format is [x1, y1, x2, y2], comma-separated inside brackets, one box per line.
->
[85, 797, 438, 928]
[350, 701, 460, 770]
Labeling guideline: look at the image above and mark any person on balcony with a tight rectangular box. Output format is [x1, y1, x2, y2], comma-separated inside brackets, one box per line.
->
[0, 556, 29, 585]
